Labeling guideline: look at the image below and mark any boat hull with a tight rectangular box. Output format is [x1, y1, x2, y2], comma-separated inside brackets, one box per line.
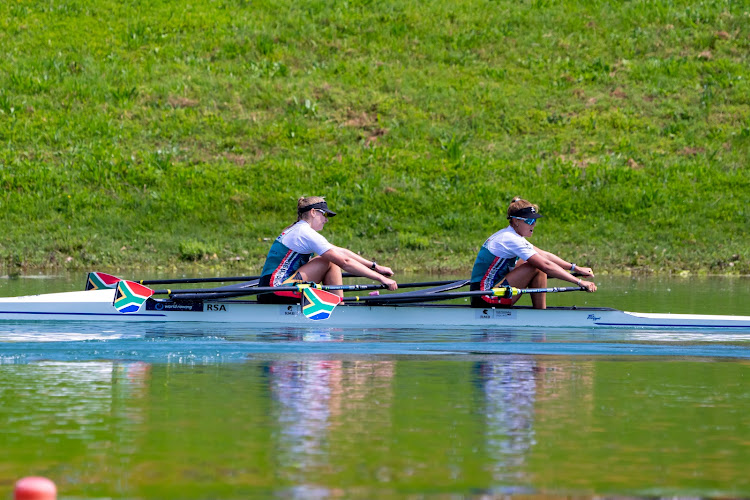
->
[0, 289, 749, 330]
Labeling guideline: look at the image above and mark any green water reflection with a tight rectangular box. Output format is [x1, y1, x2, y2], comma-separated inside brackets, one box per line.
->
[1, 357, 748, 498]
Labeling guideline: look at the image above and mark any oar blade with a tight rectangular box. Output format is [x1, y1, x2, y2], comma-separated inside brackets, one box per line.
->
[113, 280, 155, 313]
[301, 288, 341, 321]
[86, 272, 122, 290]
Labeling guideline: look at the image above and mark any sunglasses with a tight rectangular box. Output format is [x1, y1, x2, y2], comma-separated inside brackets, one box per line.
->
[315, 209, 329, 217]
[510, 216, 538, 226]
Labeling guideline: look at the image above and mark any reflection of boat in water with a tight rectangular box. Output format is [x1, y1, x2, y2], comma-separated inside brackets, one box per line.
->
[1, 288, 749, 330]
[474, 360, 537, 480]
[266, 359, 395, 489]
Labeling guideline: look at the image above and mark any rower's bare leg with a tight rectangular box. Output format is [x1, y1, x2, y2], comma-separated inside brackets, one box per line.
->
[298, 257, 344, 297]
[505, 261, 548, 309]
[528, 269, 547, 310]
[297, 257, 328, 283]
[322, 263, 343, 297]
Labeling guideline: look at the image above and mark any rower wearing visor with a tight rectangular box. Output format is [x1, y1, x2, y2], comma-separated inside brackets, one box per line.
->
[470, 196, 596, 309]
[258, 196, 397, 304]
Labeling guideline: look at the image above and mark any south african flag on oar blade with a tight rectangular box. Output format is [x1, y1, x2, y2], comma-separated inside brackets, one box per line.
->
[86, 272, 122, 290]
[113, 280, 154, 313]
[301, 288, 341, 320]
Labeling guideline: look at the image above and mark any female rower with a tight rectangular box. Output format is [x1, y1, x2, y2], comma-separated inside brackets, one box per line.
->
[258, 196, 397, 304]
[470, 196, 596, 309]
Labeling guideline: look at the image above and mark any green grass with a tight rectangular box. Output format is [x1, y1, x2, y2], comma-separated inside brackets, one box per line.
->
[1, 0, 748, 276]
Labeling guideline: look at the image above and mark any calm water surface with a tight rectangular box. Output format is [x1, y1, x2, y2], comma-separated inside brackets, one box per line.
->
[0, 273, 749, 499]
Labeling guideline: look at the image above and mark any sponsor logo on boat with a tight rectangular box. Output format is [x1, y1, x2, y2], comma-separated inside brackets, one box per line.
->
[281, 305, 300, 316]
[146, 300, 204, 312]
[477, 310, 492, 319]
[476, 308, 515, 320]
[587, 314, 601, 322]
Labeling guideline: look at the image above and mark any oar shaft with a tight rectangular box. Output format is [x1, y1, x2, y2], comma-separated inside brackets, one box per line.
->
[136, 272, 360, 285]
[138, 275, 260, 285]
[343, 285, 585, 304]
[171, 291, 263, 300]
[164, 280, 464, 301]
[519, 286, 584, 294]
[314, 280, 459, 291]
[156, 286, 278, 296]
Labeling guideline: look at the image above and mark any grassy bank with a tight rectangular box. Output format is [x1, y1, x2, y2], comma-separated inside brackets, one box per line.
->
[1, 0, 748, 277]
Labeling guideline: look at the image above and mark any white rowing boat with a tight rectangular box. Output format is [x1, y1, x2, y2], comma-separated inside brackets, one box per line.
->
[1, 288, 749, 330]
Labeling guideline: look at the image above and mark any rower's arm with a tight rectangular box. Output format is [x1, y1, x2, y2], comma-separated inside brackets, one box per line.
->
[330, 247, 394, 276]
[533, 247, 594, 277]
[321, 248, 398, 289]
[526, 253, 597, 292]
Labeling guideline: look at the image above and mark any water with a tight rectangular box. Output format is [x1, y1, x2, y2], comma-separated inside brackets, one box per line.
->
[0, 273, 749, 498]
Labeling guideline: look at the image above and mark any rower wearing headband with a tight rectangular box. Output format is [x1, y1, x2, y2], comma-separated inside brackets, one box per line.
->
[469, 196, 596, 309]
[258, 196, 397, 304]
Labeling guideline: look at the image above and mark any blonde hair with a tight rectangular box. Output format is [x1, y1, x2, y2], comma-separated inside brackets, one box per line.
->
[281, 196, 327, 232]
[507, 197, 539, 218]
[297, 196, 326, 221]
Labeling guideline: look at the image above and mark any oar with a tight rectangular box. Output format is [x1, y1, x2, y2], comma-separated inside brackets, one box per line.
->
[166, 280, 462, 301]
[112, 280, 586, 320]
[87, 271, 361, 290]
[342, 285, 587, 304]
[111, 280, 464, 315]
[303, 284, 585, 321]
[173, 283, 582, 321]
[87, 271, 261, 290]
